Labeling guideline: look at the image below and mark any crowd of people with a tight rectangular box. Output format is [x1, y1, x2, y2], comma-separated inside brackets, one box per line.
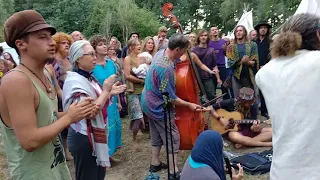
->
[0, 8, 320, 180]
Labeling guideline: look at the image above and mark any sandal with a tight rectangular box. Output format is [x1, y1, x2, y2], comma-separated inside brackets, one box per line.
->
[149, 162, 168, 172]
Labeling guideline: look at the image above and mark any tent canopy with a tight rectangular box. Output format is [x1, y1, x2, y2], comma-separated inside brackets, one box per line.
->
[223, 10, 254, 40]
[295, 0, 320, 16]
[0, 42, 19, 64]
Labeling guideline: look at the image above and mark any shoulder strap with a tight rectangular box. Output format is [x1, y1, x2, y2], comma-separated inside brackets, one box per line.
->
[198, 48, 209, 60]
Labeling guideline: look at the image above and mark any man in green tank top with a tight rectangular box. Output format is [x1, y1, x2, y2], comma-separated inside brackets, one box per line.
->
[0, 10, 95, 180]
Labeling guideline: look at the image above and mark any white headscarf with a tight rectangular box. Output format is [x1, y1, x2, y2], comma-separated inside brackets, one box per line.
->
[69, 40, 89, 69]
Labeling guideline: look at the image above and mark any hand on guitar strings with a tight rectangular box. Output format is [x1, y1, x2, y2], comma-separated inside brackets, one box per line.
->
[221, 118, 235, 130]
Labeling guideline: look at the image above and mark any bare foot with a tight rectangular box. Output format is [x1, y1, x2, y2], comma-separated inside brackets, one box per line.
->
[132, 141, 138, 150]
[126, 89, 134, 93]
[263, 142, 273, 147]
[234, 143, 243, 149]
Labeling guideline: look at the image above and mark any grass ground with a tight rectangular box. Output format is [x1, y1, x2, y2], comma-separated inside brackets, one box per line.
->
[0, 114, 270, 180]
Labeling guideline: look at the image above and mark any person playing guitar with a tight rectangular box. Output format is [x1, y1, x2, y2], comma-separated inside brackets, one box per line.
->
[211, 87, 272, 149]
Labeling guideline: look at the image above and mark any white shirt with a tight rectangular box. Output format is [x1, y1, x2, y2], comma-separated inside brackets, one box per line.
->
[132, 63, 149, 79]
[153, 36, 169, 50]
[256, 50, 320, 180]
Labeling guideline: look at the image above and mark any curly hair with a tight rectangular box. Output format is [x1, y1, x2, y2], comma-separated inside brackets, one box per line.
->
[52, 32, 73, 52]
[89, 35, 107, 50]
[271, 13, 320, 58]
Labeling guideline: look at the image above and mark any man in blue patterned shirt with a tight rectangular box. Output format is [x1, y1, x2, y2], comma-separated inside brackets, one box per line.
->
[141, 34, 201, 180]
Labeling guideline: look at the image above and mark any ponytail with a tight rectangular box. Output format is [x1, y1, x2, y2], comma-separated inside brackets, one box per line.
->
[270, 31, 302, 58]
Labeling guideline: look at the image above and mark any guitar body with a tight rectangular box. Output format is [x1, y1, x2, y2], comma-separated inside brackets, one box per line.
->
[211, 109, 244, 134]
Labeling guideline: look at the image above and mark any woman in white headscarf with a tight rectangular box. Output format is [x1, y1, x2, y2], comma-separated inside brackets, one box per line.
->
[62, 40, 126, 180]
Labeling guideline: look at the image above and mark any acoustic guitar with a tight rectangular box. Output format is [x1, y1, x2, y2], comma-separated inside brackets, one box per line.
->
[211, 109, 271, 134]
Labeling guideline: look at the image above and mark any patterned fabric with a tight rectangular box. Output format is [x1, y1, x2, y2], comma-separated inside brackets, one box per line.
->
[63, 71, 111, 167]
[52, 59, 71, 88]
[127, 94, 144, 121]
[145, 172, 161, 180]
[141, 49, 178, 121]
[92, 59, 122, 157]
[110, 58, 128, 117]
[227, 41, 259, 85]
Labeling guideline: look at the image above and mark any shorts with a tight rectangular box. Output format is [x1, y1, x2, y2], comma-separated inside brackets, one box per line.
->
[149, 116, 180, 154]
[239, 127, 260, 138]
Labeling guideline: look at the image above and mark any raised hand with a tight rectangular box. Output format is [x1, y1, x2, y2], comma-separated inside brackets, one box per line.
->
[110, 82, 126, 96]
[103, 74, 117, 92]
[66, 97, 95, 123]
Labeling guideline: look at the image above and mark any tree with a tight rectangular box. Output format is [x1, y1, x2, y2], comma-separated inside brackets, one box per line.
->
[0, 0, 14, 42]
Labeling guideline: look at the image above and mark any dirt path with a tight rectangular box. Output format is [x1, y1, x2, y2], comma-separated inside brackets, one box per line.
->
[0, 117, 270, 180]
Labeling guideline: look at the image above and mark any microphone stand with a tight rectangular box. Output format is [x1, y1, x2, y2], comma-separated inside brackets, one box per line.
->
[162, 92, 176, 180]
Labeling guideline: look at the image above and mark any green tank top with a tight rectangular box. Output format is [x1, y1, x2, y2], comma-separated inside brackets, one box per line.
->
[0, 69, 71, 180]
[128, 56, 144, 94]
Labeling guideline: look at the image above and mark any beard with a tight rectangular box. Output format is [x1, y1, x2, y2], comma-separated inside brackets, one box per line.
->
[58, 48, 69, 58]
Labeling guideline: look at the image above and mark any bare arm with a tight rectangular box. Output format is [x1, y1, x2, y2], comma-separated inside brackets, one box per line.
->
[1, 73, 93, 152]
[191, 53, 214, 74]
[123, 56, 144, 84]
[94, 91, 110, 110]
[213, 66, 221, 81]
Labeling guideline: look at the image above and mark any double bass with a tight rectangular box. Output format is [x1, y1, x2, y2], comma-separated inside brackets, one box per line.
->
[162, 3, 207, 150]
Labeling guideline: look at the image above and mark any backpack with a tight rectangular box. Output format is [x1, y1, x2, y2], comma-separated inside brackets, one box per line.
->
[230, 148, 272, 175]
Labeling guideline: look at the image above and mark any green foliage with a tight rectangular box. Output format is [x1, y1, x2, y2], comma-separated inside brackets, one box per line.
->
[1, 0, 302, 43]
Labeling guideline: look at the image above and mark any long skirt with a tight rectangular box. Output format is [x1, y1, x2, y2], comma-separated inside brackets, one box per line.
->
[107, 96, 122, 156]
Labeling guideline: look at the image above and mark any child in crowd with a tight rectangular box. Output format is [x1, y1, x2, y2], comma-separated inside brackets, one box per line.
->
[127, 52, 153, 92]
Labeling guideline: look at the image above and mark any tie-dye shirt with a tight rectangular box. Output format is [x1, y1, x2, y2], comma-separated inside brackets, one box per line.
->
[141, 49, 178, 120]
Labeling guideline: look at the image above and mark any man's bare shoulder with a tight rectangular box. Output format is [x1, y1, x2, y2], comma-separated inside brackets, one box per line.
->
[1, 70, 32, 92]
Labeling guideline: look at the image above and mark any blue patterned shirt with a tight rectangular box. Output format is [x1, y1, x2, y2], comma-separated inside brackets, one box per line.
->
[141, 49, 178, 120]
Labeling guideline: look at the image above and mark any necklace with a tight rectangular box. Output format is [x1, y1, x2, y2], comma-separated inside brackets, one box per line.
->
[20, 63, 52, 94]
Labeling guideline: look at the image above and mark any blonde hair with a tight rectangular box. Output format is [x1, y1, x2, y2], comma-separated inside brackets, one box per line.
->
[127, 39, 140, 54]
[271, 13, 320, 58]
[141, 36, 157, 56]
[138, 52, 153, 64]
[158, 26, 168, 33]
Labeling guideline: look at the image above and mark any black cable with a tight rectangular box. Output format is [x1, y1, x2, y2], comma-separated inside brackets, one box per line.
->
[168, 106, 177, 178]
[162, 93, 170, 180]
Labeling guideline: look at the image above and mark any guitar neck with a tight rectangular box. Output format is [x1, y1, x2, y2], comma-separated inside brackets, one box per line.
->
[234, 119, 264, 124]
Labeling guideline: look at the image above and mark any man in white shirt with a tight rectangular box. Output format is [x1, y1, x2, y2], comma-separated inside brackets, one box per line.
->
[153, 26, 169, 50]
[256, 13, 320, 180]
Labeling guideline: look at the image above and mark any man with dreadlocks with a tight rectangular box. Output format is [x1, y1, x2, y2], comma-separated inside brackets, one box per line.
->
[212, 87, 272, 149]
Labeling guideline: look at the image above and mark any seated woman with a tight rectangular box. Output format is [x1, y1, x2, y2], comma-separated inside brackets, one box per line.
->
[181, 130, 243, 180]
[62, 40, 126, 180]
[212, 87, 272, 149]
